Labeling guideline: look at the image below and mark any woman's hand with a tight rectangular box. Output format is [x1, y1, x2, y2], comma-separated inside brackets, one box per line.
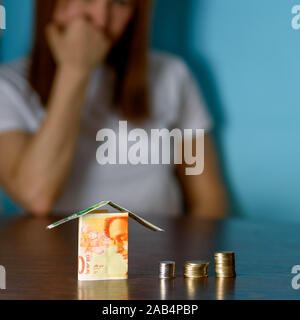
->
[0, 18, 111, 217]
[175, 134, 228, 219]
[46, 17, 112, 73]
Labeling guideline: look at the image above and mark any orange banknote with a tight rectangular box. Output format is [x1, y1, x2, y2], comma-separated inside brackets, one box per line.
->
[78, 212, 128, 281]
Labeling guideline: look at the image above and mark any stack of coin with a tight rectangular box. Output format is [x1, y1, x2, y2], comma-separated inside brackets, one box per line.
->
[184, 260, 210, 278]
[214, 252, 236, 278]
[159, 261, 175, 279]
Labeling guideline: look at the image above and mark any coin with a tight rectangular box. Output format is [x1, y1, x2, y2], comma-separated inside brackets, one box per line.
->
[159, 261, 175, 279]
[184, 260, 210, 278]
[214, 252, 236, 278]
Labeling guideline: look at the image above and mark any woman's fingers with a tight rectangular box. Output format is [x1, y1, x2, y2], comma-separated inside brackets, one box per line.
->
[46, 17, 112, 72]
[46, 23, 61, 53]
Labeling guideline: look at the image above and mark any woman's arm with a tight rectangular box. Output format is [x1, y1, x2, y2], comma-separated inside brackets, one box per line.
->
[175, 134, 228, 219]
[0, 18, 111, 217]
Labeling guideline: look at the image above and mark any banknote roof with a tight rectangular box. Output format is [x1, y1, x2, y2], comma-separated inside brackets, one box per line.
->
[46, 201, 165, 232]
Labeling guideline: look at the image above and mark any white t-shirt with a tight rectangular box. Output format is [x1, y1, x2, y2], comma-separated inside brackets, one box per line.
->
[0, 51, 213, 216]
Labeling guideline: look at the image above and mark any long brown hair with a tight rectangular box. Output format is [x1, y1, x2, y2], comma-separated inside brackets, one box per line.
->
[29, 0, 152, 122]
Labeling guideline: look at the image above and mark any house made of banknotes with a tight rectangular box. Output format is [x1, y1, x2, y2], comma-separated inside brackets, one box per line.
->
[47, 201, 164, 281]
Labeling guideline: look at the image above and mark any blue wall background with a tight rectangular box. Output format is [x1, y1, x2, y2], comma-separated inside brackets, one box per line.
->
[1, 0, 300, 222]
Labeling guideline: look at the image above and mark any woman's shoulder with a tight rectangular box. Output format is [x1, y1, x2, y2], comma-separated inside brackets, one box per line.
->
[148, 50, 191, 81]
[147, 51, 194, 122]
[0, 57, 31, 95]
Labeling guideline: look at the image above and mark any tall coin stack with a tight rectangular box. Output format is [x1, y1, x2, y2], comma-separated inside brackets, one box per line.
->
[184, 261, 210, 278]
[159, 261, 175, 279]
[214, 252, 236, 278]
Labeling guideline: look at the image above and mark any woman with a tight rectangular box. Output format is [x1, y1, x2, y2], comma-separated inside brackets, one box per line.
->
[0, 0, 227, 218]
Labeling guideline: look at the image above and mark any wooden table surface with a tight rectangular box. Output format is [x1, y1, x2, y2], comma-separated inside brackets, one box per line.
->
[0, 214, 299, 300]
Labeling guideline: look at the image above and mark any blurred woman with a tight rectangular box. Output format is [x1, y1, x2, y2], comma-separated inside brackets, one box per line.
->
[0, 0, 227, 218]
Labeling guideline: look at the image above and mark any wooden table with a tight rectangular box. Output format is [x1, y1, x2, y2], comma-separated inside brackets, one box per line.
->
[0, 214, 299, 300]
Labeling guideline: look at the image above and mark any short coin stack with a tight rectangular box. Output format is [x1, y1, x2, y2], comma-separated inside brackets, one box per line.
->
[214, 252, 236, 278]
[184, 261, 210, 278]
[159, 261, 176, 279]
